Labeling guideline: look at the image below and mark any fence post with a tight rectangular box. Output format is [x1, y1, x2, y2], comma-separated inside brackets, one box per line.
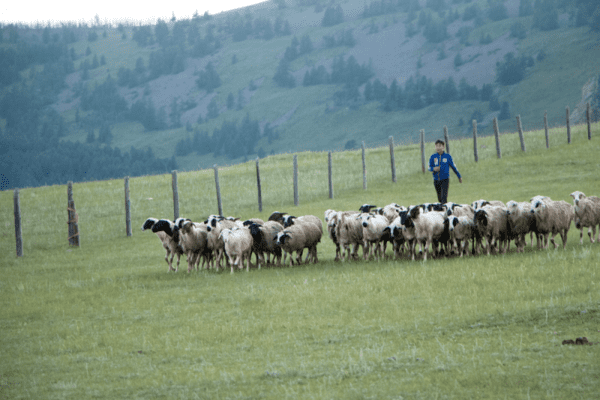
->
[420, 130, 425, 173]
[171, 170, 179, 220]
[124, 177, 132, 237]
[493, 117, 501, 159]
[293, 155, 299, 206]
[14, 189, 23, 257]
[443, 126, 450, 154]
[544, 111, 549, 149]
[516, 115, 526, 152]
[566, 106, 571, 144]
[361, 142, 367, 190]
[213, 165, 223, 216]
[67, 181, 79, 247]
[389, 136, 396, 183]
[256, 158, 262, 213]
[328, 151, 334, 199]
[472, 120, 478, 162]
[587, 102, 592, 140]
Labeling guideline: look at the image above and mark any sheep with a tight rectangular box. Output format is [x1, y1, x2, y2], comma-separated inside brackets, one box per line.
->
[359, 204, 377, 213]
[179, 220, 209, 272]
[143, 218, 184, 272]
[530, 198, 575, 249]
[473, 206, 510, 256]
[446, 215, 474, 257]
[247, 221, 283, 268]
[325, 209, 343, 261]
[406, 206, 446, 261]
[219, 227, 253, 273]
[243, 218, 265, 227]
[569, 191, 600, 244]
[530, 198, 573, 249]
[335, 211, 364, 261]
[506, 201, 539, 252]
[206, 217, 238, 271]
[398, 210, 417, 260]
[382, 203, 405, 223]
[275, 225, 312, 266]
[472, 199, 506, 211]
[382, 219, 406, 259]
[445, 203, 474, 219]
[268, 211, 287, 225]
[357, 213, 389, 260]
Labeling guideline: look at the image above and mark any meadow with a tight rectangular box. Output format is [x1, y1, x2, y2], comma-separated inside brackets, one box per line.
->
[1, 123, 599, 399]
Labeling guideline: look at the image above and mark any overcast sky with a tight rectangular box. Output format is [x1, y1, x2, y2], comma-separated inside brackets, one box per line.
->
[1, 0, 267, 26]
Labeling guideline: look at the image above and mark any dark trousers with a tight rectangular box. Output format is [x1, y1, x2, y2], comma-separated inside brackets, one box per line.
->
[434, 179, 449, 204]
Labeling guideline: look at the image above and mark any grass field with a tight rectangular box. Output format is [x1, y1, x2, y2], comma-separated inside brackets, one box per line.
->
[1, 123, 600, 399]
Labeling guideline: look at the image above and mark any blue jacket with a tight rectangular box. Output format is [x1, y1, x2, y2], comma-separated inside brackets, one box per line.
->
[429, 152, 461, 181]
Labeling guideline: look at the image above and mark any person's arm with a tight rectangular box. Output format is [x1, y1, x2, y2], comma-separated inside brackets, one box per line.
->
[428, 154, 435, 172]
[448, 155, 462, 183]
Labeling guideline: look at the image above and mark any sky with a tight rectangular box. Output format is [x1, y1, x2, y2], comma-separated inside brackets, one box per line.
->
[1, 0, 267, 26]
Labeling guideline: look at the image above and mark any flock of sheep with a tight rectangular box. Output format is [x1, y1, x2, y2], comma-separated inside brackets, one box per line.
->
[142, 191, 600, 273]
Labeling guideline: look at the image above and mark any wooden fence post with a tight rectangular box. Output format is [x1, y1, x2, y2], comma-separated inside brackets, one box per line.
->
[587, 102, 592, 140]
[67, 181, 79, 247]
[420, 130, 425, 173]
[171, 170, 179, 221]
[328, 151, 333, 199]
[256, 158, 262, 213]
[214, 165, 223, 216]
[566, 106, 571, 144]
[472, 120, 478, 162]
[544, 111, 549, 149]
[443, 126, 450, 154]
[124, 177, 132, 237]
[361, 142, 367, 190]
[389, 136, 396, 183]
[14, 189, 23, 257]
[293, 155, 299, 206]
[516, 115, 526, 152]
[493, 117, 501, 159]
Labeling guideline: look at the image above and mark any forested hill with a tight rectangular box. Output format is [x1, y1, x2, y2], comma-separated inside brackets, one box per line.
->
[1, 0, 599, 190]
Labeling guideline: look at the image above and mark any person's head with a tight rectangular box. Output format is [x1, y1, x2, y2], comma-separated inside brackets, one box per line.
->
[435, 140, 445, 155]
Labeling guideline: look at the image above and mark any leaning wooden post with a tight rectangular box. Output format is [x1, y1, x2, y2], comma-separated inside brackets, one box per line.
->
[443, 126, 450, 154]
[566, 106, 571, 144]
[361, 141, 367, 190]
[516, 115, 525, 152]
[213, 165, 223, 216]
[328, 151, 333, 199]
[67, 181, 79, 247]
[171, 170, 179, 221]
[124, 177, 132, 237]
[389, 136, 396, 183]
[14, 189, 23, 257]
[544, 111, 549, 149]
[293, 155, 299, 206]
[256, 158, 262, 213]
[493, 117, 501, 159]
[587, 102, 592, 140]
[472, 120, 478, 162]
[420, 130, 425, 173]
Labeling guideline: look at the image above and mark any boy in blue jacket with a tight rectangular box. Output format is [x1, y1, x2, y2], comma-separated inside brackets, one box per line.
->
[429, 140, 462, 204]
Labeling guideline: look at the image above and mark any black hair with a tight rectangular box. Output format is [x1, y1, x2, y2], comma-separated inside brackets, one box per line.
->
[435, 139, 445, 146]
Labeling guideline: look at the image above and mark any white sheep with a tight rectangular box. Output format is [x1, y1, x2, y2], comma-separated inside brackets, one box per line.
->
[282, 215, 323, 263]
[407, 207, 446, 261]
[335, 211, 363, 261]
[206, 217, 238, 271]
[506, 200, 539, 252]
[179, 221, 209, 272]
[142, 218, 184, 272]
[569, 191, 600, 244]
[325, 209, 343, 261]
[219, 227, 253, 273]
[472, 199, 506, 211]
[530, 198, 574, 249]
[357, 213, 389, 260]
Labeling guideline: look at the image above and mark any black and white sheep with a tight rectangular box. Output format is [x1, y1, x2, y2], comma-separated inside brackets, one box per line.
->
[335, 211, 364, 261]
[506, 200, 539, 252]
[357, 213, 389, 260]
[248, 221, 283, 268]
[473, 206, 510, 256]
[143, 218, 184, 272]
[179, 220, 209, 272]
[275, 222, 321, 266]
[446, 215, 474, 257]
[406, 206, 446, 261]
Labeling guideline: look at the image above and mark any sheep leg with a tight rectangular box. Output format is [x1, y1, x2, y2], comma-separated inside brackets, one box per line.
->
[334, 243, 341, 261]
[423, 239, 431, 261]
[590, 226, 597, 243]
[549, 233, 558, 249]
[561, 229, 569, 249]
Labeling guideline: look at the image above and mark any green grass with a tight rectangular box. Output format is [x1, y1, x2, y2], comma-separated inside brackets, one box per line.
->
[1, 122, 600, 399]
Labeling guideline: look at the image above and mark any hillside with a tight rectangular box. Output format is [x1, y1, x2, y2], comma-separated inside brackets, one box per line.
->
[1, 0, 599, 190]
